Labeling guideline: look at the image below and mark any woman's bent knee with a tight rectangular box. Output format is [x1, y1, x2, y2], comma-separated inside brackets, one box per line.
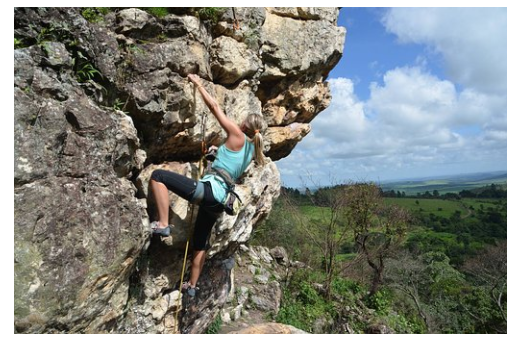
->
[150, 169, 165, 183]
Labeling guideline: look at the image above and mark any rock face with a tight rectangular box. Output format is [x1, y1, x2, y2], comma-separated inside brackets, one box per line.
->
[218, 245, 293, 334]
[14, 7, 345, 333]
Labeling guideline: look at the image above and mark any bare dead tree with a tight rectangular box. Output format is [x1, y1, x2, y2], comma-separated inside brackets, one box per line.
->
[289, 174, 352, 299]
[385, 251, 433, 332]
[343, 182, 410, 296]
[461, 240, 507, 329]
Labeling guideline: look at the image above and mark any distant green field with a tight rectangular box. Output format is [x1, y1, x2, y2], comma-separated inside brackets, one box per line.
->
[380, 172, 506, 195]
[299, 205, 331, 219]
[296, 197, 504, 226]
[384, 198, 464, 218]
[299, 198, 502, 221]
[384, 197, 503, 219]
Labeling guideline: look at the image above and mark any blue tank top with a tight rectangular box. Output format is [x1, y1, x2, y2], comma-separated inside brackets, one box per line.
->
[200, 138, 254, 203]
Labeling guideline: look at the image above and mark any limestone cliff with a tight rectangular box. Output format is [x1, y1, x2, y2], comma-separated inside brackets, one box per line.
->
[14, 7, 345, 333]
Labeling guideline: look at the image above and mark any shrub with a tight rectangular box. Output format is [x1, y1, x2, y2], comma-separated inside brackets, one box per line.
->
[81, 8, 109, 23]
[331, 277, 364, 298]
[206, 313, 222, 334]
[197, 7, 226, 23]
[276, 269, 336, 333]
[144, 7, 169, 18]
[364, 289, 391, 314]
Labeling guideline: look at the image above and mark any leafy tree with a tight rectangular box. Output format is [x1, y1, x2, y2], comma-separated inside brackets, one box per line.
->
[386, 251, 473, 332]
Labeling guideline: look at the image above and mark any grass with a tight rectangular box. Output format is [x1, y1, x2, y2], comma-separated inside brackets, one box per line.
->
[385, 198, 465, 219]
[385, 197, 504, 219]
[299, 198, 469, 221]
[461, 198, 501, 211]
[298, 205, 332, 219]
[144, 7, 169, 18]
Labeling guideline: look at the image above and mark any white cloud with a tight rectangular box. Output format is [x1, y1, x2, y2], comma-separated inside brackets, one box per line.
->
[381, 8, 507, 95]
[368, 66, 458, 130]
[278, 71, 506, 187]
[311, 78, 367, 142]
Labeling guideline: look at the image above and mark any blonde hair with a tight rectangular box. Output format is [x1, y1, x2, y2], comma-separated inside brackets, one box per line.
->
[243, 114, 267, 166]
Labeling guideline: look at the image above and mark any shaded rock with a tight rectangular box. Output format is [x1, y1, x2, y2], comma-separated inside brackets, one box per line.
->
[366, 324, 395, 334]
[32, 68, 69, 101]
[130, 39, 211, 79]
[14, 46, 43, 89]
[249, 281, 281, 313]
[14, 176, 148, 333]
[269, 246, 289, 265]
[40, 41, 73, 68]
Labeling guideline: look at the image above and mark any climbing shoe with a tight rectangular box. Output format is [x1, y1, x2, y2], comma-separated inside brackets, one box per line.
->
[181, 281, 199, 297]
[150, 221, 171, 237]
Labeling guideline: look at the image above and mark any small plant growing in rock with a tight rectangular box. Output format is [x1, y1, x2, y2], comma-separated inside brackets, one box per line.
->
[73, 50, 103, 83]
[197, 7, 226, 23]
[77, 62, 102, 82]
[112, 98, 125, 111]
[206, 313, 222, 334]
[33, 22, 74, 46]
[143, 7, 169, 18]
[14, 38, 26, 49]
[156, 33, 167, 42]
[81, 7, 110, 23]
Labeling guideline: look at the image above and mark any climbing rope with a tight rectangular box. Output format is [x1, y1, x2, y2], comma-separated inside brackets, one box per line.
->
[173, 85, 207, 333]
[232, 7, 240, 30]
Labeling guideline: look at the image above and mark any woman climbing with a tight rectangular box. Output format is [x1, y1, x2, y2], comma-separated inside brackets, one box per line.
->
[149, 73, 267, 297]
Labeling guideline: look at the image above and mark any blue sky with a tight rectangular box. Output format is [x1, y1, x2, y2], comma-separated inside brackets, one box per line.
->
[276, 7, 507, 188]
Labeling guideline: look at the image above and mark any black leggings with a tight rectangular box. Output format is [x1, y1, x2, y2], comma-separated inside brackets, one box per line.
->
[151, 169, 224, 251]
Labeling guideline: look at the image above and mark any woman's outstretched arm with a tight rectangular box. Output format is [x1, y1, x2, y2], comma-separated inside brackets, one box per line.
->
[188, 74, 245, 151]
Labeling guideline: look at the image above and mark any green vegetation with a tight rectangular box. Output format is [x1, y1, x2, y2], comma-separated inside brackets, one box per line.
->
[76, 62, 102, 83]
[276, 270, 338, 333]
[197, 7, 226, 23]
[252, 181, 507, 333]
[143, 7, 169, 18]
[275, 269, 423, 333]
[206, 313, 222, 334]
[81, 7, 110, 23]
[385, 197, 463, 218]
[33, 22, 75, 46]
[112, 98, 126, 112]
[73, 50, 103, 83]
[14, 37, 26, 49]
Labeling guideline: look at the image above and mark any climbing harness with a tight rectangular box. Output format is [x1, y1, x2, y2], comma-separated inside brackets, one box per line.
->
[208, 167, 243, 216]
